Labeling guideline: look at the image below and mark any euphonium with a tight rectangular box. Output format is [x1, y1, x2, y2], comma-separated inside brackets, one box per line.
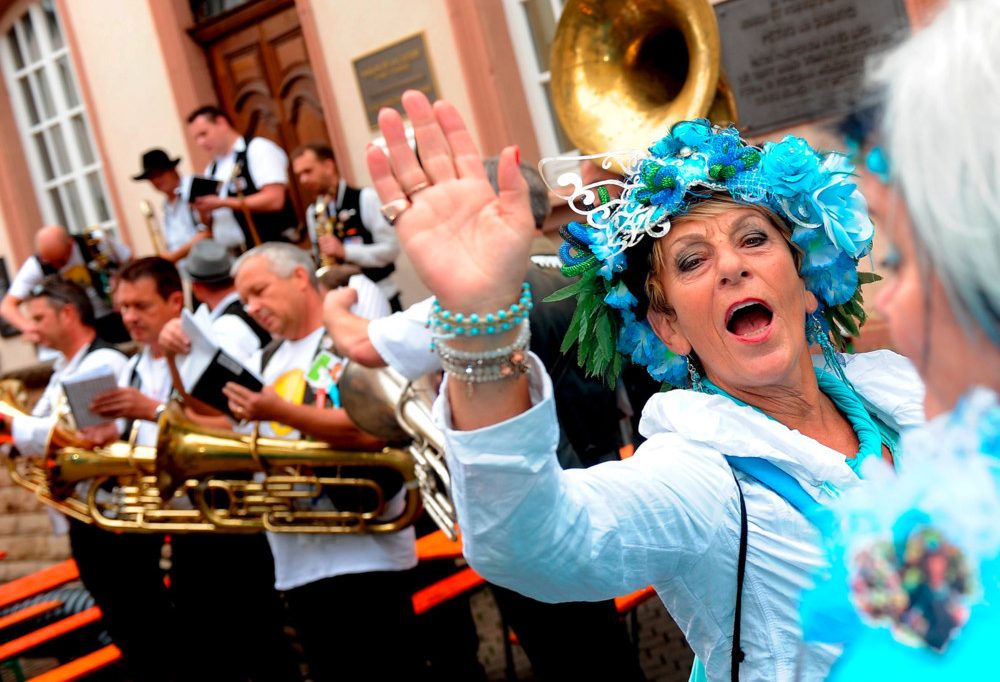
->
[139, 199, 167, 255]
[314, 195, 337, 278]
[550, 0, 738, 172]
[152, 403, 421, 534]
[339, 362, 458, 540]
[1, 384, 99, 524]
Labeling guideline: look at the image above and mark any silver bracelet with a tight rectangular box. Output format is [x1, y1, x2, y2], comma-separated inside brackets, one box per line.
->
[436, 321, 531, 383]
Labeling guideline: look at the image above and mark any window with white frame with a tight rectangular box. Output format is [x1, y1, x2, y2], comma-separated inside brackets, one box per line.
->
[502, 0, 574, 160]
[1, 0, 116, 235]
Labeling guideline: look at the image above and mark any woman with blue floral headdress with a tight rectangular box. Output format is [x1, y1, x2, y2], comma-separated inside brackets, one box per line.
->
[797, 0, 1000, 678]
[365, 77, 925, 677]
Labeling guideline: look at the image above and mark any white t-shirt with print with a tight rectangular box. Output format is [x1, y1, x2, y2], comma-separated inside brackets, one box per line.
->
[248, 325, 416, 591]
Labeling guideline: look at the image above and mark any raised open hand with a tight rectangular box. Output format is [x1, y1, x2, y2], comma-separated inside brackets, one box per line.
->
[367, 90, 536, 315]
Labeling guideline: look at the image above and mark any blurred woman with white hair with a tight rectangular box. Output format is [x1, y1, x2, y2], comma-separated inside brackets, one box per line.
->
[802, 1, 1000, 676]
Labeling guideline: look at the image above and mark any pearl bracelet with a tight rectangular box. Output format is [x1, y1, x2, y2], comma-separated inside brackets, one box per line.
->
[428, 282, 533, 342]
[436, 320, 531, 384]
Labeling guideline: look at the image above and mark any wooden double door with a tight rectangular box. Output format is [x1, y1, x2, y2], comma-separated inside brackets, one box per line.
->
[192, 0, 328, 216]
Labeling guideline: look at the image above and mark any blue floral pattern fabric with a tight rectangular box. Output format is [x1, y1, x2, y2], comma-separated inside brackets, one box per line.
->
[802, 389, 1000, 678]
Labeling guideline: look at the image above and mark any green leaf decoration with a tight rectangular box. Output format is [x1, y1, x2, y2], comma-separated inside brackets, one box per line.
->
[544, 277, 589, 303]
[709, 163, 724, 180]
[857, 271, 882, 285]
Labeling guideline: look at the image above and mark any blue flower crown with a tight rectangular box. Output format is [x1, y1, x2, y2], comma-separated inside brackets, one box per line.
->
[546, 119, 879, 388]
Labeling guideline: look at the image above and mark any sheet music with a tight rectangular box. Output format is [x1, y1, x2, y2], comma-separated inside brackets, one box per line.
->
[61, 367, 118, 429]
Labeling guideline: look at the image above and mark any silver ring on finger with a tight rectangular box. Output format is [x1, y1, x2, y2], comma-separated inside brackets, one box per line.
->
[380, 198, 412, 226]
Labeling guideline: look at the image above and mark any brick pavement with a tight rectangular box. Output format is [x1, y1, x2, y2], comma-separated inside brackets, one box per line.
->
[470, 588, 694, 682]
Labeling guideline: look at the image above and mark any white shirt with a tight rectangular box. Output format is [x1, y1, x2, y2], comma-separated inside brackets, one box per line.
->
[346, 274, 390, 321]
[438, 349, 925, 682]
[162, 183, 204, 272]
[9, 238, 131, 318]
[247, 323, 416, 591]
[205, 136, 290, 250]
[306, 179, 401, 299]
[368, 297, 436, 381]
[116, 347, 172, 447]
[11, 342, 129, 456]
[204, 291, 263, 365]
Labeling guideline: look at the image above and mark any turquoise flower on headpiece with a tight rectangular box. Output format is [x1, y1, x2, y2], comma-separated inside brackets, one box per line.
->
[588, 227, 627, 280]
[804, 252, 860, 307]
[604, 281, 638, 311]
[761, 136, 825, 198]
[706, 128, 761, 182]
[810, 155, 874, 258]
[633, 160, 685, 212]
[793, 226, 843, 271]
[616, 311, 687, 386]
[649, 119, 715, 158]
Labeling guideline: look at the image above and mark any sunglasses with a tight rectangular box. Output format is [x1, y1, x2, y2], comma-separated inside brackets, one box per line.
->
[30, 283, 74, 306]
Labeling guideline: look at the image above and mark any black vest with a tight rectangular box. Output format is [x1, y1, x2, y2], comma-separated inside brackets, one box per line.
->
[326, 186, 395, 283]
[219, 298, 271, 348]
[35, 234, 114, 308]
[210, 137, 299, 246]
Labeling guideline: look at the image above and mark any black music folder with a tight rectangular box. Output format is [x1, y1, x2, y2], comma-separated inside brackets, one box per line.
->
[179, 309, 263, 418]
[183, 175, 223, 202]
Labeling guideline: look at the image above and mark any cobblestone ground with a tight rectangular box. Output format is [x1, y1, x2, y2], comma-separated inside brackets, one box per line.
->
[471, 588, 694, 682]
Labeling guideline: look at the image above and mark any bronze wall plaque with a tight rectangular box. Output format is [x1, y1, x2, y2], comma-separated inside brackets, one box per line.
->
[354, 33, 439, 129]
[716, 0, 910, 134]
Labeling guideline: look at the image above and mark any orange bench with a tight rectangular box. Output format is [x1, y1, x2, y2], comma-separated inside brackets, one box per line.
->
[27, 645, 122, 682]
[0, 560, 79, 611]
[0, 600, 63, 633]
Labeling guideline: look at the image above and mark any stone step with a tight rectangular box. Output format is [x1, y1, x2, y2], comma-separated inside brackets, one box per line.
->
[0, 484, 46, 513]
[0, 534, 70, 562]
[0, 512, 57, 536]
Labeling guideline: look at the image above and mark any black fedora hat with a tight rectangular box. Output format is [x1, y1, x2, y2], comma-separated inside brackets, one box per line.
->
[184, 239, 233, 284]
[133, 148, 181, 181]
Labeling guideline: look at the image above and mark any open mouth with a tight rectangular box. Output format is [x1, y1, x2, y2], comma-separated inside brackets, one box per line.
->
[725, 300, 774, 338]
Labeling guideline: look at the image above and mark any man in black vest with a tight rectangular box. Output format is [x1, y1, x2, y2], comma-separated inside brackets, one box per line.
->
[187, 105, 299, 252]
[1, 224, 131, 343]
[292, 143, 402, 310]
[158, 238, 271, 365]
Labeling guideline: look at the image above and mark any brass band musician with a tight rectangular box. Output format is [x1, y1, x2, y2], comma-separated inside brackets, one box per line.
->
[225, 243, 420, 681]
[1, 224, 131, 343]
[292, 143, 403, 310]
[131, 148, 210, 269]
[84, 257, 300, 682]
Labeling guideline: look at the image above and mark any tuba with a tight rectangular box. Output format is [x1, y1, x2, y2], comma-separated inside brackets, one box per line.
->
[104, 402, 424, 534]
[339, 363, 458, 540]
[550, 0, 738, 171]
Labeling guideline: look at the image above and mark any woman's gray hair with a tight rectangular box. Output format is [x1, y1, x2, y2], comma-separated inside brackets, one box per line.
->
[232, 242, 318, 288]
[870, 0, 1000, 346]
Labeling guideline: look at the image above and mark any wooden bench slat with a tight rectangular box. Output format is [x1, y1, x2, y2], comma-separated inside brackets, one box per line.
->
[0, 600, 63, 632]
[412, 566, 485, 615]
[0, 606, 102, 661]
[614, 585, 656, 614]
[0, 561, 79, 611]
[415, 530, 464, 562]
[27, 644, 122, 682]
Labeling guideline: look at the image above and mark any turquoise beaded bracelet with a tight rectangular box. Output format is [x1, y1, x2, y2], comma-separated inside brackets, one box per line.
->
[428, 281, 533, 340]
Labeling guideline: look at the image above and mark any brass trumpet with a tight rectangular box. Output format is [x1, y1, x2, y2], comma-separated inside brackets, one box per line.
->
[139, 199, 167, 255]
[313, 195, 337, 278]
